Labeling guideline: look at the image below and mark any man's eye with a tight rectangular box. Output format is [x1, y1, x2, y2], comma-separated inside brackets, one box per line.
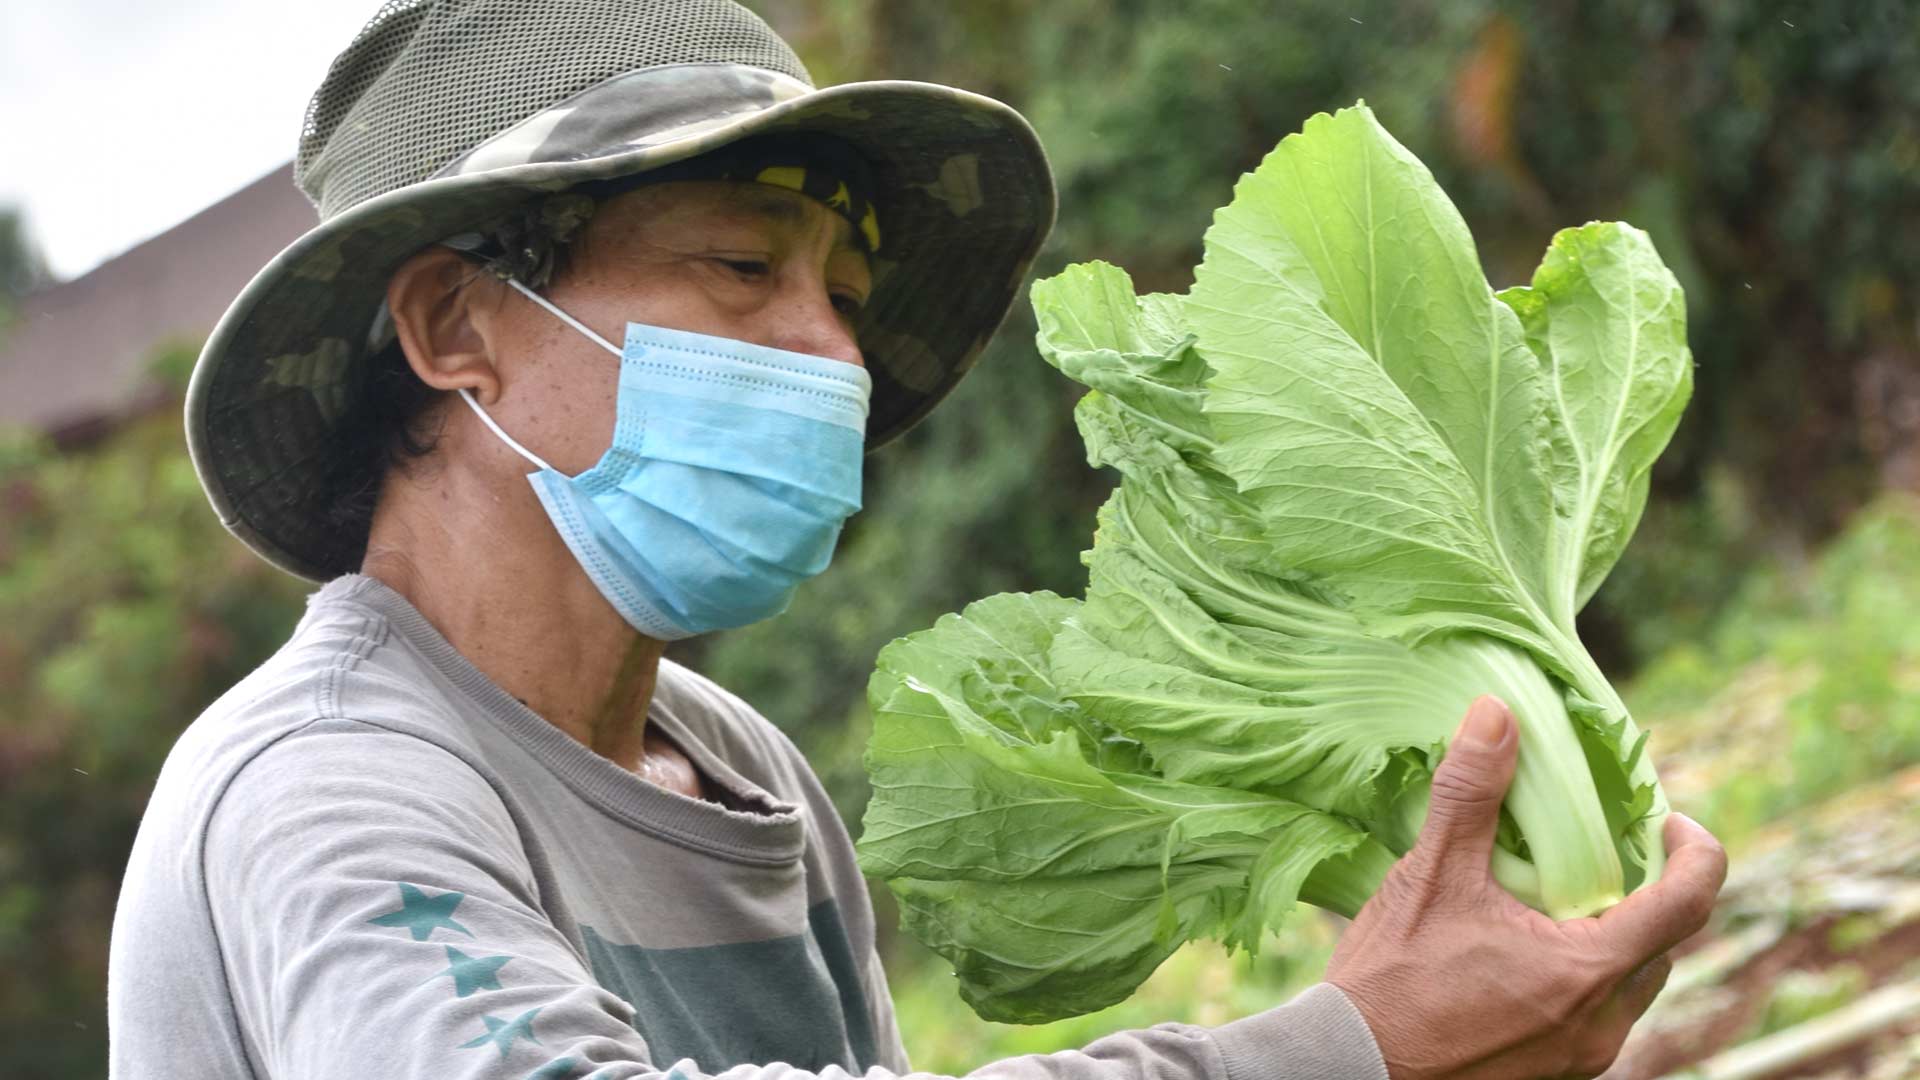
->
[831, 293, 866, 317]
[716, 258, 771, 277]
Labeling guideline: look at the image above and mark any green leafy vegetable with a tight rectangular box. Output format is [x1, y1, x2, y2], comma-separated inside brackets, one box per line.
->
[857, 102, 1692, 1024]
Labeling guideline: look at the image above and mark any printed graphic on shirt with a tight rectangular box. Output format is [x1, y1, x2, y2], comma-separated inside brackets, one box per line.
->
[459, 1006, 546, 1057]
[803, 899, 878, 1066]
[579, 900, 876, 1073]
[360, 880, 874, 1075]
[366, 883, 475, 941]
[427, 945, 515, 997]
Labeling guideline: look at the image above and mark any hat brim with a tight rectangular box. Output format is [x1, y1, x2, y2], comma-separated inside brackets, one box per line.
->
[186, 75, 1056, 582]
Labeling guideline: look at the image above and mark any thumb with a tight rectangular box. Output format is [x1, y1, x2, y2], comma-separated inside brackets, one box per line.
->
[1416, 695, 1519, 874]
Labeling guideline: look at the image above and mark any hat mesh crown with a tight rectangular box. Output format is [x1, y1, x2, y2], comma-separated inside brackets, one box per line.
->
[296, 0, 813, 219]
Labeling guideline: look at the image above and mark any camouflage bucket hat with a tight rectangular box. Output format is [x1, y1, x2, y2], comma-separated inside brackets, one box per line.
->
[185, 0, 1057, 583]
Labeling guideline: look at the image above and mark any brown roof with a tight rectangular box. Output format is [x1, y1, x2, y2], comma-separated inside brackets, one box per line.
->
[0, 162, 317, 437]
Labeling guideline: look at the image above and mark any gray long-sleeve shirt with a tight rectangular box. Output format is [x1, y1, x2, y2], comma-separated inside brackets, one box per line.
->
[107, 574, 1389, 1079]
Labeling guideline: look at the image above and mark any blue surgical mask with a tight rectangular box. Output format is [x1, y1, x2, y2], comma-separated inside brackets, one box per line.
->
[458, 278, 870, 640]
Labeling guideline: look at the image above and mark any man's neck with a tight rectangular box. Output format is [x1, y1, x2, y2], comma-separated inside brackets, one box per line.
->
[359, 484, 667, 775]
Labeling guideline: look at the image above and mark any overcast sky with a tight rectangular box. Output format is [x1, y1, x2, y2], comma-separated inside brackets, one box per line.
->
[1, 0, 390, 282]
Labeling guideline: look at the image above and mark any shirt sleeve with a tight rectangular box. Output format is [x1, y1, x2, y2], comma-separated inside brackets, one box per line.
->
[203, 719, 1386, 1080]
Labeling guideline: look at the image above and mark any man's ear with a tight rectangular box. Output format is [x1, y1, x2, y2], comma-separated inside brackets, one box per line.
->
[387, 246, 508, 405]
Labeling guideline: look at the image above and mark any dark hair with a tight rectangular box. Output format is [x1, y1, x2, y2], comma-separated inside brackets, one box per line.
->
[316, 238, 581, 554]
[316, 333, 454, 551]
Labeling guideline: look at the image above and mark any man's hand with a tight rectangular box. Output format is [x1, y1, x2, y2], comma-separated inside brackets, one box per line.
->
[1325, 696, 1728, 1080]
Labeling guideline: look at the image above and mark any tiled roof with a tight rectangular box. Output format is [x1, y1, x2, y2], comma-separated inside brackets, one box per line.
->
[0, 162, 317, 438]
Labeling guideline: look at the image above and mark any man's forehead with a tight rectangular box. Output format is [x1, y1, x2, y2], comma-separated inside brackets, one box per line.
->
[618, 180, 860, 250]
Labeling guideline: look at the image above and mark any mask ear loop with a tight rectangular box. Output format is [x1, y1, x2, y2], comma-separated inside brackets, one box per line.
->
[506, 278, 622, 357]
[455, 277, 627, 474]
[459, 389, 554, 473]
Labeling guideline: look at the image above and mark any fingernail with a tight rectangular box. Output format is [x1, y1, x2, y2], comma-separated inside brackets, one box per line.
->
[1459, 696, 1511, 749]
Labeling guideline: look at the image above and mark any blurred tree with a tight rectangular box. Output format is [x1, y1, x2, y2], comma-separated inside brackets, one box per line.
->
[1502, 0, 1920, 526]
[0, 205, 56, 334]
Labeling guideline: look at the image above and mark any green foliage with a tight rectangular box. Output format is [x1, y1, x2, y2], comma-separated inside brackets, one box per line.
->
[1727, 505, 1920, 821]
[0, 394, 308, 1074]
[1746, 964, 1870, 1040]
[1501, 1, 1920, 611]
[143, 338, 205, 394]
[1004, 1, 1490, 278]
[1629, 495, 1920, 845]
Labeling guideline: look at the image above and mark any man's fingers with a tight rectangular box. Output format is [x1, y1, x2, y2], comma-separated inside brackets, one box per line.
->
[1414, 695, 1518, 874]
[1574, 954, 1674, 1080]
[1596, 812, 1728, 963]
[1614, 952, 1673, 1021]
[1661, 810, 1723, 864]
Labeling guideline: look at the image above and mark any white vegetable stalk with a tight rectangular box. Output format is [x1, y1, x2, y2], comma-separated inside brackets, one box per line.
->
[1418, 636, 1624, 918]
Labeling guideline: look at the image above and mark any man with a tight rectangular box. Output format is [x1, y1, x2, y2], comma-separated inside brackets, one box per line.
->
[107, 1, 1727, 1077]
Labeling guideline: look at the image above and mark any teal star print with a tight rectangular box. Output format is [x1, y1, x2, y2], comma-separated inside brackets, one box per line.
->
[459, 1006, 544, 1058]
[430, 945, 512, 997]
[366, 883, 473, 941]
[522, 1057, 581, 1080]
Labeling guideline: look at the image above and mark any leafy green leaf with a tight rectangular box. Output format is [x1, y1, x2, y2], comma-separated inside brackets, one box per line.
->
[1498, 221, 1694, 621]
[859, 593, 1377, 1022]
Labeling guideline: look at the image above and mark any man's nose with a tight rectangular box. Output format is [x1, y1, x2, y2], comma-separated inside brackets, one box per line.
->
[768, 286, 866, 369]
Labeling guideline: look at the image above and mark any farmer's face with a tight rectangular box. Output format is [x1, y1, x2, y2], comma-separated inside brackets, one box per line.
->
[454, 179, 872, 477]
